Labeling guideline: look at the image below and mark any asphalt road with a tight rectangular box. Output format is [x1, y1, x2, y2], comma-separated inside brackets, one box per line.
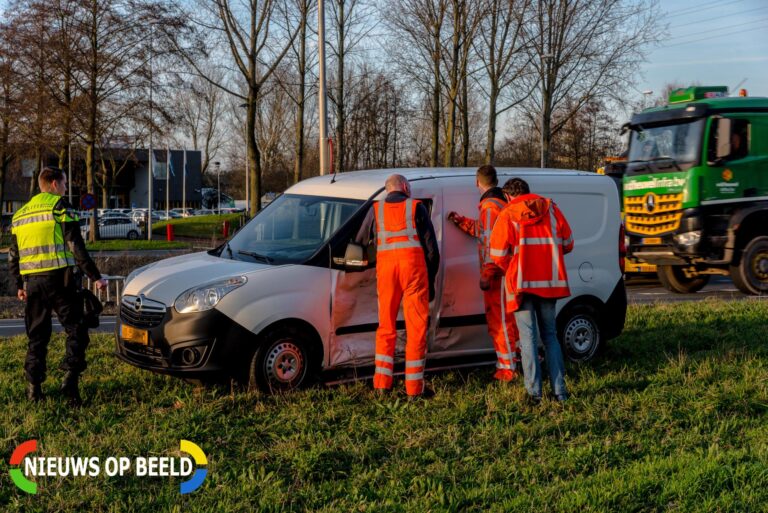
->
[625, 275, 762, 304]
[0, 316, 116, 338]
[0, 276, 761, 338]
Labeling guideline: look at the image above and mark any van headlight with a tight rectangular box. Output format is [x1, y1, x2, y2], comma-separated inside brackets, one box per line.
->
[174, 276, 247, 313]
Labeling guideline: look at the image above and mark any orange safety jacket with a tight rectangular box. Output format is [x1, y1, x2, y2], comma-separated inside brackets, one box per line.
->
[489, 193, 574, 311]
[452, 187, 507, 278]
[373, 198, 424, 258]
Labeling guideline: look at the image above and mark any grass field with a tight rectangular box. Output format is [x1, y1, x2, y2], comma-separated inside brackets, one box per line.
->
[85, 240, 192, 251]
[1, 300, 768, 512]
[151, 214, 245, 239]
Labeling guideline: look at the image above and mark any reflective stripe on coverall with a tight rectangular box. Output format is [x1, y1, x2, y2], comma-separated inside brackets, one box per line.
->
[373, 198, 429, 396]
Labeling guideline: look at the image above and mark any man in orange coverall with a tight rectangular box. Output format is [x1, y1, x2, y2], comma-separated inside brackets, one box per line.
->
[372, 174, 439, 398]
[447, 165, 519, 381]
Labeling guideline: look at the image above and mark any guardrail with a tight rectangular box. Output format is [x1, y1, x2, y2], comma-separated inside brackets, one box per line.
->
[86, 274, 125, 305]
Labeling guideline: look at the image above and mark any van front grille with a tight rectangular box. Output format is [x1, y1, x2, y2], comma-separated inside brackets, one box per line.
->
[120, 295, 166, 328]
[624, 193, 683, 235]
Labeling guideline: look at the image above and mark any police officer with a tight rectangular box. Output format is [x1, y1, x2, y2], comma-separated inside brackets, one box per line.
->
[9, 167, 107, 406]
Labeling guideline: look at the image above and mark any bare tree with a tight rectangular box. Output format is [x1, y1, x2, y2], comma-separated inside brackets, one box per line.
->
[388, 0, 448, 167]
[523, 0, 662, 167]
[441, 0, 484, 167]
[172, 71, 225, 176]
[0, 21, 20, 211]
[327, 0, 375, 173]
[172, 0, 300, 213]
[475, 0, 532, 164]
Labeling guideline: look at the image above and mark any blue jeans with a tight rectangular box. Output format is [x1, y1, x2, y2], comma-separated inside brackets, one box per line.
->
[513, 295, 567, 399]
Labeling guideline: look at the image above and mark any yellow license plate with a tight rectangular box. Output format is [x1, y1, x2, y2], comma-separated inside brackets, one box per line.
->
[642, 237, 662, 245]
[121, 325, 149, 345]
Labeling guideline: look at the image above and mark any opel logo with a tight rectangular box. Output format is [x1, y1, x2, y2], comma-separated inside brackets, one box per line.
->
[645, 193, 656, 213]
[134, 296, 143, 312]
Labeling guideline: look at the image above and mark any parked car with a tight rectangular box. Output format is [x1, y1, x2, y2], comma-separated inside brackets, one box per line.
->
[82, 217, 142, 240]
[193, 209, 217, 216]
[171, 208, 195, 218]
[117, 168, 627, 392]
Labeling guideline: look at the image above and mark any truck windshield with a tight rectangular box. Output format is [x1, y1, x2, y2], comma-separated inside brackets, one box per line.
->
[627, 119, 704, 174]
[224, 194, 365, 264]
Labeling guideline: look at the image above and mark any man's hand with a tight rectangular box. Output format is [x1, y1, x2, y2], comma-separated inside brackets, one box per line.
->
[447, 211, 460, 224]
[94, 278, 108, 290]
[17, 289, 26, 301]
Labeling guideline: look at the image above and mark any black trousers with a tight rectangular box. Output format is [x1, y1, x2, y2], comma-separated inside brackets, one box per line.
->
[24, 271, 89, 384]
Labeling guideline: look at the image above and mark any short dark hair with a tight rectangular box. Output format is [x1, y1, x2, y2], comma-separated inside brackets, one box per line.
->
[476, 165, 498, 187]
[39, 167, 65, 186]
[502, 178, 530, 197]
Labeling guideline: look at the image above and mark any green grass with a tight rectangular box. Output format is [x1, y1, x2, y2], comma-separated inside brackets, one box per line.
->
[85, 240, 192, 251]
[2, 300, 768, 511]
[151, 214, 245, 239]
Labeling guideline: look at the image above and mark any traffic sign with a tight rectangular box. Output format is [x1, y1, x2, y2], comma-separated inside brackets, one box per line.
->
[80, 193, 96, 210]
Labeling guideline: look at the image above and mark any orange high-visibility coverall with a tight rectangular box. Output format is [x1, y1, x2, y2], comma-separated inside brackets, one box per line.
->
[451, 189, 519, 380]
[373, 198, 430, 396]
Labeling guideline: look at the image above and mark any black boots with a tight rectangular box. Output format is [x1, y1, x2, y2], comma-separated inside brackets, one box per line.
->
[60, 372, 83, 407]
[26, 382, 44, 402]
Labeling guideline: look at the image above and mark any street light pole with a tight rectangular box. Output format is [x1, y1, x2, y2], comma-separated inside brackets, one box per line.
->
[317, 0, 329, 176]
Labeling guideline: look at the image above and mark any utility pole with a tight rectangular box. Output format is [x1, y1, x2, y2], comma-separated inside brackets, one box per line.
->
[215, 161, 221, 214]
[317, 0, 329, 176]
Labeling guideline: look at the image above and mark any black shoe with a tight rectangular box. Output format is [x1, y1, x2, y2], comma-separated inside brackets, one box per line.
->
[27, 383, 44, 402]
[60, 372, 83, 407]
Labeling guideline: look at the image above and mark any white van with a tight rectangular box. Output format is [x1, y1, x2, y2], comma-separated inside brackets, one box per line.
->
[116, 168, 626, 391]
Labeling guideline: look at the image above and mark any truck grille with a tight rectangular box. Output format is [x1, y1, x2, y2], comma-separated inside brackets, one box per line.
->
[624, 193, 683, 235]
[120, 295, 166, 328]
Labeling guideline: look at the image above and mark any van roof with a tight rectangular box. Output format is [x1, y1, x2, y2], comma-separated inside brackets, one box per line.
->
[288, 167, 598, 200]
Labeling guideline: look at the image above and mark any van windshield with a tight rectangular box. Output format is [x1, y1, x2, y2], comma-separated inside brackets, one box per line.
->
[224, 194, 365, 264]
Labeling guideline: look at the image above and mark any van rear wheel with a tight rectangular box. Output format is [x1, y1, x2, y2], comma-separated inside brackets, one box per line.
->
[657, 265, 709, 293]
[558, 304, 601, 363]
[248, 326, 315, 392]
[730, 236, 768, 295]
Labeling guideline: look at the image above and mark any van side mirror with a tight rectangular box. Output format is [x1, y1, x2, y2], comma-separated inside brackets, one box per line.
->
[708, 117, 732, 165]
[342, 242, 368, 269]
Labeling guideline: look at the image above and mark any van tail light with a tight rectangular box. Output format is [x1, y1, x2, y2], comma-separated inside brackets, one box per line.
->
[619, 222, 626, 274]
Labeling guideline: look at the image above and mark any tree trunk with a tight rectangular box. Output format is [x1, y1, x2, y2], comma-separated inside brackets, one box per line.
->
[293, 3, 307, 184]
[461, 71, 469, 167]
[486, 84, 498, 164]
[431, 31, 441, 167]
[247, 94, 261, 213]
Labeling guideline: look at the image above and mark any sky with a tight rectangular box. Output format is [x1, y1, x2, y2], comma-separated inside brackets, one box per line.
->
[638, 0, 768, 100]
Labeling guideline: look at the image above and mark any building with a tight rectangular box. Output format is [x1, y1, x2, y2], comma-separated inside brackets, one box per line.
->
[1, 147, 203, 214]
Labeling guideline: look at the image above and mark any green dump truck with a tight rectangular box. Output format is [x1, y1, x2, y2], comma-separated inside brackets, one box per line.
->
[623, 86, 768, 294]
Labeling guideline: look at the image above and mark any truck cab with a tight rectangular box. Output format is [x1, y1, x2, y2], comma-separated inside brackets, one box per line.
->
[623, 86, 768, 294]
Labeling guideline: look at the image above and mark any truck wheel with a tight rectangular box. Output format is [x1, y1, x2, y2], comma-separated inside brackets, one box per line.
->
[730, 236, 768, 295]
[558, 304, 601, 363]
[127, 230, 139, 240]
[657, 265, 709, 293]
[248, 326, 316, 392]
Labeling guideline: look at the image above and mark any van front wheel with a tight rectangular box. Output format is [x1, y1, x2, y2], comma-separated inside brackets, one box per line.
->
[248, 326, 314, 392]
[558, 304, 601, 363]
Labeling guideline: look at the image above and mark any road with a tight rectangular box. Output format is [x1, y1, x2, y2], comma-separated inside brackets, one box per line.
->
[0, 276, 761, 338]
[625, 275, 762, 304]
[1, 316, 116, 338]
